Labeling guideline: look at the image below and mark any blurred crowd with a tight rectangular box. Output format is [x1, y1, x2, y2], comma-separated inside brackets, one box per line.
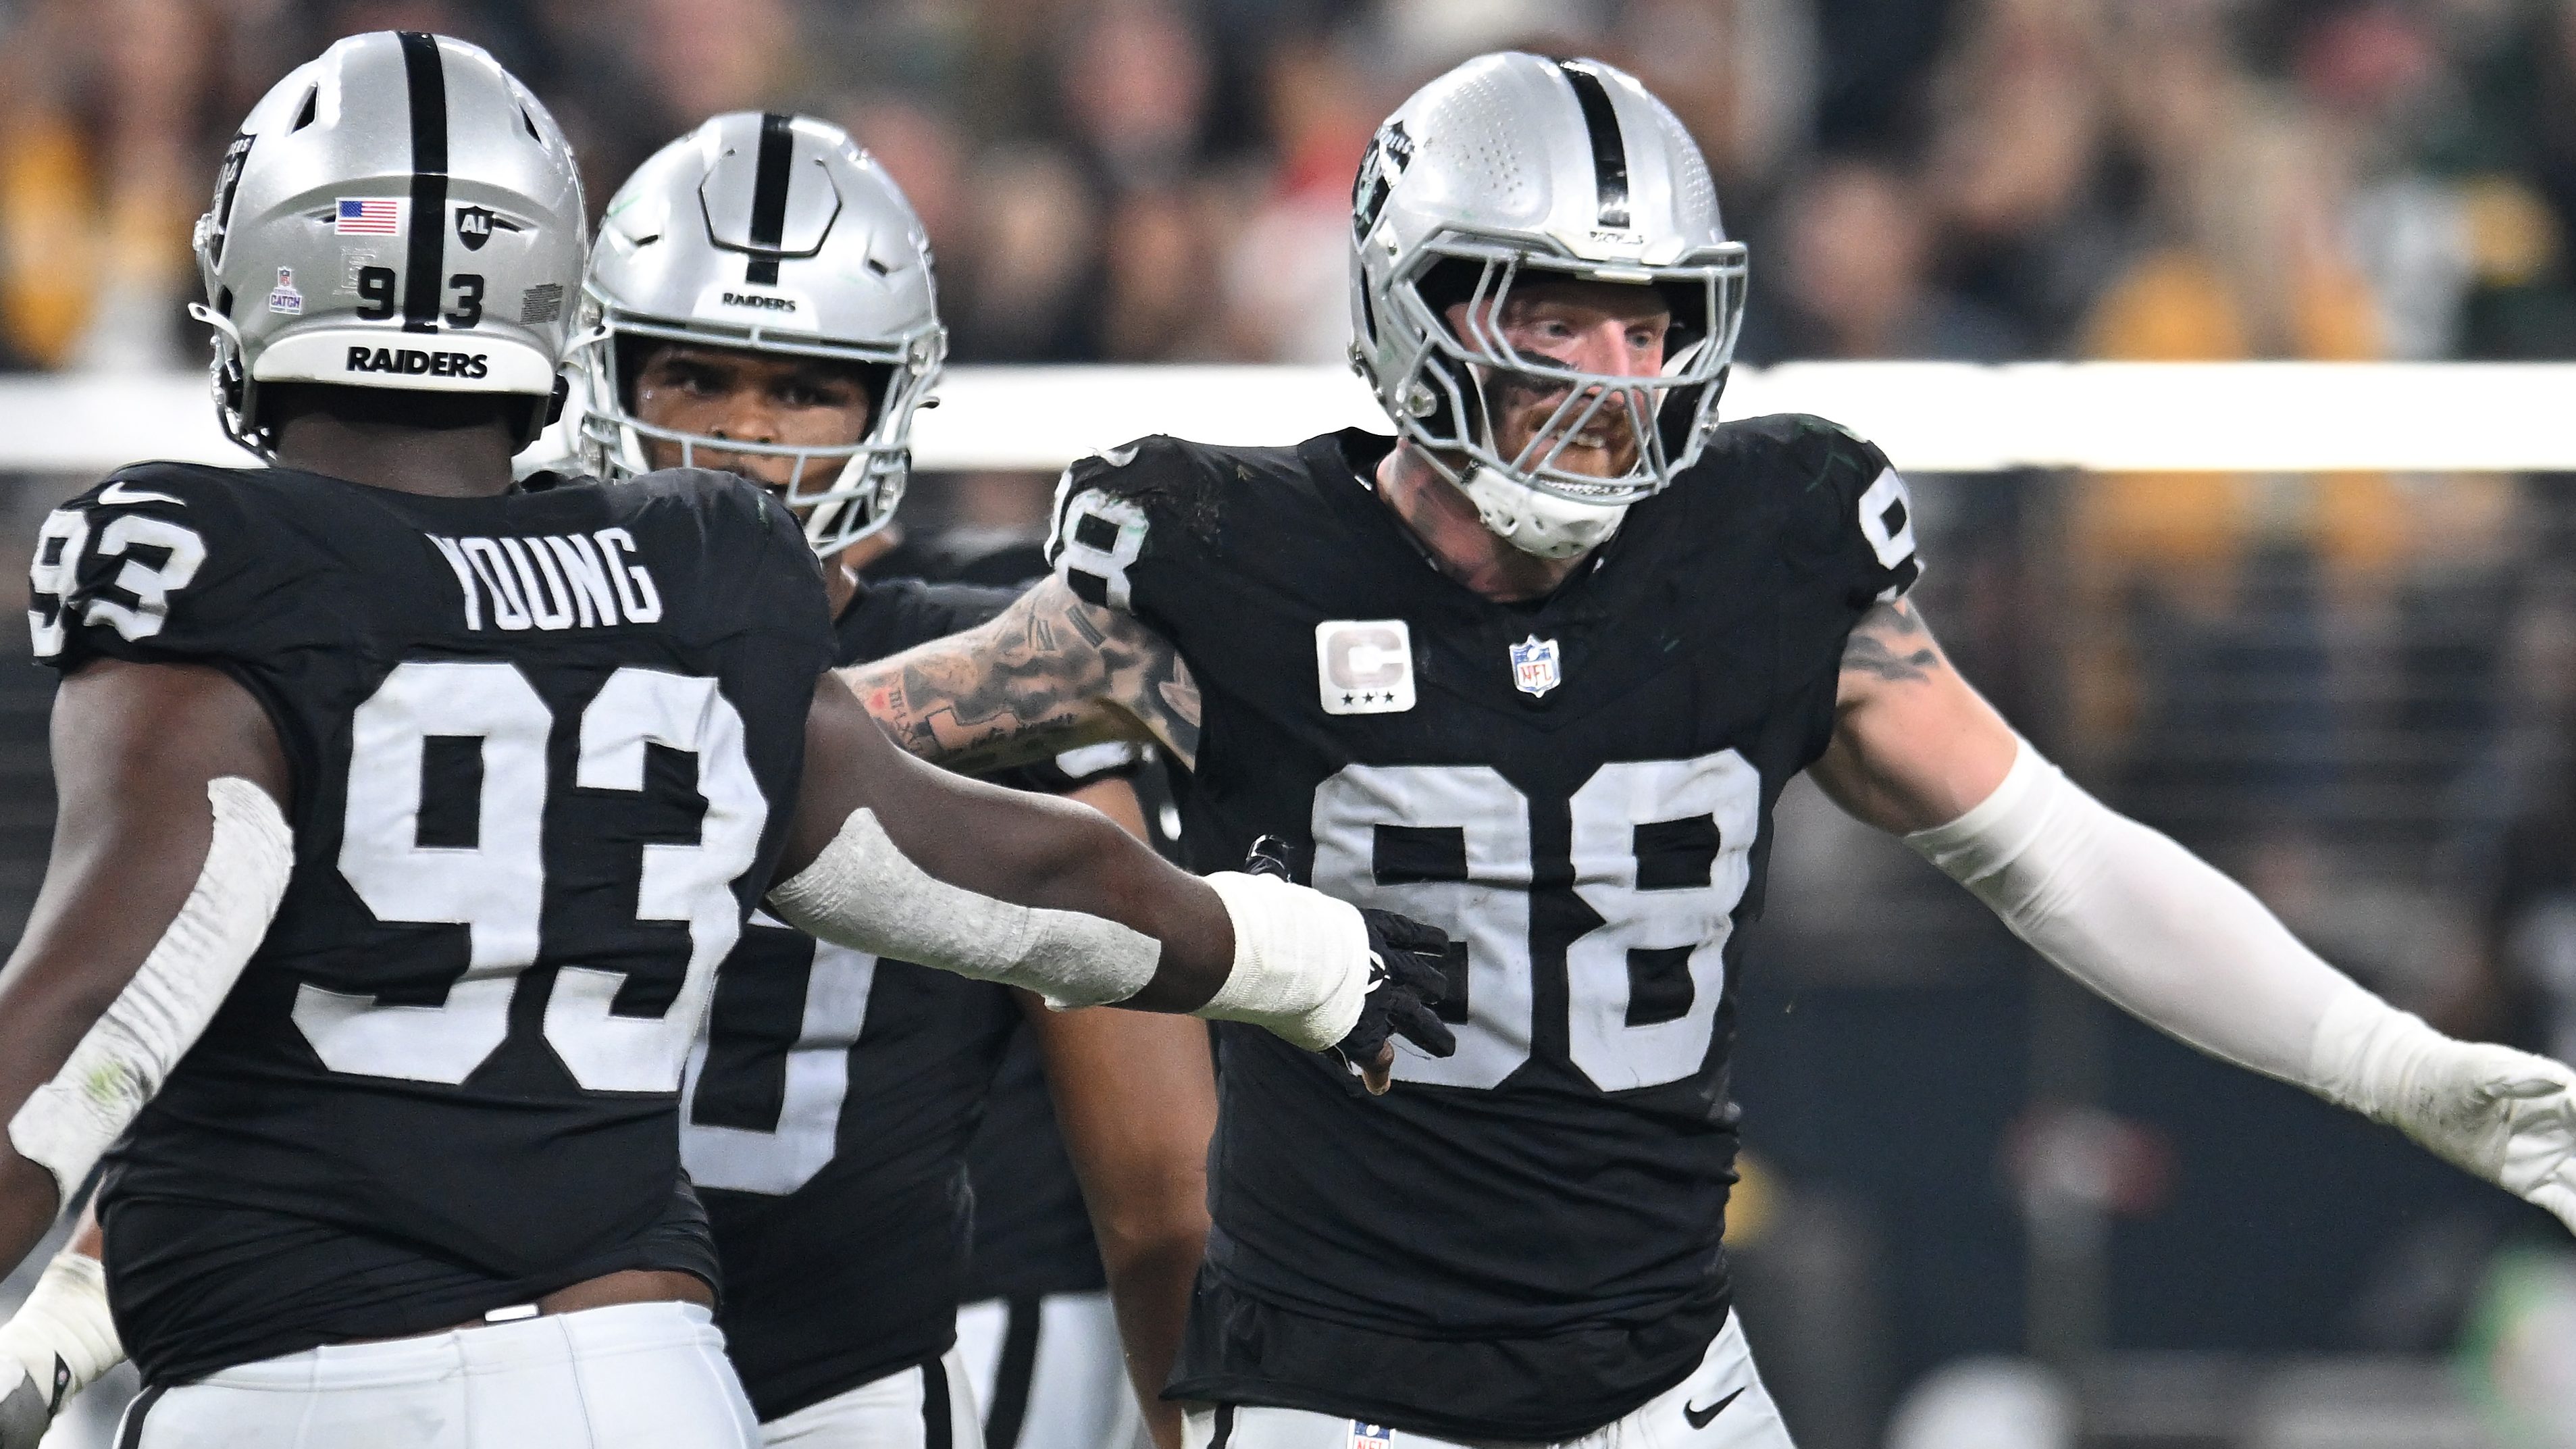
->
[4, 0, 2576, 378]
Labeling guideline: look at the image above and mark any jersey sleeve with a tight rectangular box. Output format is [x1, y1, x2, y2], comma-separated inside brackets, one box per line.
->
[1043, 436, 1213, 621]
[28, 465, 279, 674]
[1762, 414, 1922, 608]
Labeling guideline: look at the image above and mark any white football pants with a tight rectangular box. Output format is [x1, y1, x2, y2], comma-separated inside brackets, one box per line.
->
[1179, 1313, 1792, 1449]
[758, 1349, 981, 1448]
[115, 1301, 759, 1449]
[954, 1292, 1142, 1449]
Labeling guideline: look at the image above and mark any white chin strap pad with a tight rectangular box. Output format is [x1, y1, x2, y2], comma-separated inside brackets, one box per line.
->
[1454, 466, 1627, 560]
[767, 808, 1162, 1010]
[9, 778, 292, 1204]
[1903, 738, 2382, 1092]
[1195, 871, 1370, 1052]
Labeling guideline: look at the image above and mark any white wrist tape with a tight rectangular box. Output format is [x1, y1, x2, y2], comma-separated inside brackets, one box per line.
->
[1195, 872, 1369, 1052]
[1904, 739, 2380, 1093]
[9, 778, 291, 1203]
[0, 1249, 122, 1411]
[768, 808, 1162, 1009]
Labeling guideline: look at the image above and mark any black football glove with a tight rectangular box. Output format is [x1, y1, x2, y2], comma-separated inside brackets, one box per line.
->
[1338, 908, 1459, 1092]
[1242, 837, 1458, 1094]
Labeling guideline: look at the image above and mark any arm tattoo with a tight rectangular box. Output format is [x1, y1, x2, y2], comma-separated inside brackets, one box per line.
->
[842, 577, 1202, 773]
[1838, 598, 1947, 686]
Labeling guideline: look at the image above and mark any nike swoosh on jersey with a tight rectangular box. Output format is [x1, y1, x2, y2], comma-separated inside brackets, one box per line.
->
[98, 480, 186, 507]
[1683, 1387, 1745, 1430]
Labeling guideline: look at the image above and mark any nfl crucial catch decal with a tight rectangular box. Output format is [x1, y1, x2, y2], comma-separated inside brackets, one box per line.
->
[1316, 619, 1416, 715]
[266, 268, 303, 315]
[1510, 634, 1561, 698]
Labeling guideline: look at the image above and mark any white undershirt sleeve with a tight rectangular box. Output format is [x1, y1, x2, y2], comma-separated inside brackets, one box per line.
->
[1904, 739, 2576, 1228]
[1902, 739, 2384, 1098]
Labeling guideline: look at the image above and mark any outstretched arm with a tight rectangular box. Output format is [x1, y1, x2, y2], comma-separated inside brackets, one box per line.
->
[842, 576, 1203, 773]
[1811, 599, 2576, 1231]
[775, 676, 1450, 1078]
[0, 661, 292, 1283]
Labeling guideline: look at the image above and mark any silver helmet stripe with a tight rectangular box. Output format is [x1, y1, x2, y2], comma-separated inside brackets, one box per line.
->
[396, 32, 448, 333]
[1557, 61, 1630, 230]
[744, 112, 794, 286]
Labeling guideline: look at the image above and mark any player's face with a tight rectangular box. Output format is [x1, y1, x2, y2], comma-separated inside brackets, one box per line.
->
[629, 343, 874, 489]
[1445, 280, 1671, 480]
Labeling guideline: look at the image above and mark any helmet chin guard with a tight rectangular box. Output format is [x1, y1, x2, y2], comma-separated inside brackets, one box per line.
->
[1349, 53, 1747, 558]
[1453, 465, 1628, 559]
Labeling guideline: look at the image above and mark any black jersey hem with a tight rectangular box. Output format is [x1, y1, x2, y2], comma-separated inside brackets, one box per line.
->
[743, 1338, 960, 1425]
[1163, 1273, 1733, 1442]
[128, 1240, 721, 1387]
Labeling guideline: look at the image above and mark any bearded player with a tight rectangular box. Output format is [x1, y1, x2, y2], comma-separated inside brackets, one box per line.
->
[0, 35, 1449, 1449]
[575, 111, 1212, 1449]
[844, 53, 2576, 1446]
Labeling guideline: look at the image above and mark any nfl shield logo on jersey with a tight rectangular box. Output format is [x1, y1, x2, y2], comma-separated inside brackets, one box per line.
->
[1510, 634, 1561, 698]
[1351, 1423, 1395, 1449]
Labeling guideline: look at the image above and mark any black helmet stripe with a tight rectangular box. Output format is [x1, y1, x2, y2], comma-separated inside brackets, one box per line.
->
[396, 32, 449, 332]
[745, 111, 794, 286]
[1557, 61, 1632, 230]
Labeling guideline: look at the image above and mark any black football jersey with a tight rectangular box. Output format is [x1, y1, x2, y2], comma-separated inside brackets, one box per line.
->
[958, 1029, 1110, 1304]
[1047, 420, 1920, 1440]
[685, 574, 1123, 1423]
[27, 461, 833, 1384]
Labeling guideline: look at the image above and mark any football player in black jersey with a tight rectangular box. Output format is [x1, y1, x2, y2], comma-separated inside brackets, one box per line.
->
[576, 113, 1216, 1449]
[843, 52, 2576, 1448]
[0, 36, 1449, 1449]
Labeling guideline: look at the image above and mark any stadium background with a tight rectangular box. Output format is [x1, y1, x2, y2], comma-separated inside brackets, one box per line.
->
[7, 0, 2576, 1443]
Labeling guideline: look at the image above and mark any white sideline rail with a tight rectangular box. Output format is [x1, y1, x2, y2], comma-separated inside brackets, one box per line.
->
[0, 362, 2571, 475]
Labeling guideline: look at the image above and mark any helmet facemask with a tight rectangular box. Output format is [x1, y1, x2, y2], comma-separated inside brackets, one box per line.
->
[1346, 53, 1753, 559]
[1382, 236, 1747, 532]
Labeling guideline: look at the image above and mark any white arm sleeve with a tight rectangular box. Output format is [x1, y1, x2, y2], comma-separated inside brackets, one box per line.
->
[767, 807, 1162, 1010]
[1909, 738, 2576, 1225]
[1902, 739, 2389, 1101]
[8, 778, 292, 1203]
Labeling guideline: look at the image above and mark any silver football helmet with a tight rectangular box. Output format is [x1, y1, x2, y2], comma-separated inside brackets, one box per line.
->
[1349, 53, 1748, 558]
[574, 112, 945, 557]
[192, 31, 586, 458]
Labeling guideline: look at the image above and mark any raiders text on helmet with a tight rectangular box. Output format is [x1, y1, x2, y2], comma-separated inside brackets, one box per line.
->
[1348, 53, 1749, 558]
[576, 112, 946, 557]
[191, 32, 586, 456]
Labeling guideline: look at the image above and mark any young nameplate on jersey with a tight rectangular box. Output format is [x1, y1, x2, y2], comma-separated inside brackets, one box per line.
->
[577, 110, 1218, 1449]
[0, 34, 1447, 1449]
[844, 50, 2576, 1449]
